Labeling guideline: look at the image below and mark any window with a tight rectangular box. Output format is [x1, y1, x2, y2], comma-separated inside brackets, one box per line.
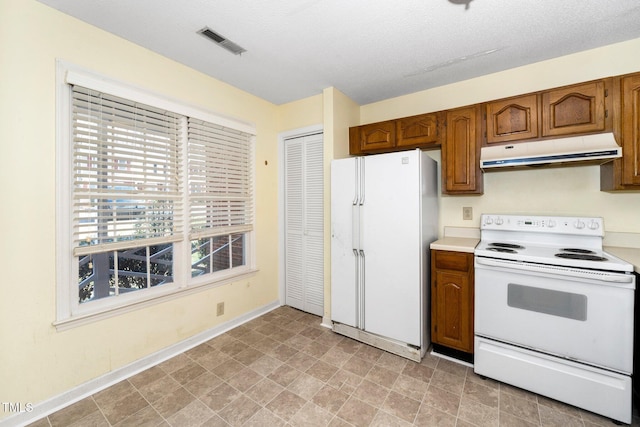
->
[187, 119, 254, 278]
[56, 62, 255, 327]
[72, 86, 182, 303]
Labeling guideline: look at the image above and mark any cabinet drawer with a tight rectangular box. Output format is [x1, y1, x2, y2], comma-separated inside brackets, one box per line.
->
[433, 250, 471, 272]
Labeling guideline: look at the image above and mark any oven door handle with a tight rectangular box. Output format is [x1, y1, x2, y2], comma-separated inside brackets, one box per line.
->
[475, 257, 635, 285]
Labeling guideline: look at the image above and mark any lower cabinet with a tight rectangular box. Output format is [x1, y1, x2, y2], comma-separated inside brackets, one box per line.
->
[431, 250, 474, 354]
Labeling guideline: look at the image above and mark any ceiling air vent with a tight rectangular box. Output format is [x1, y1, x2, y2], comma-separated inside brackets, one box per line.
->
[198, 27, 246, 55]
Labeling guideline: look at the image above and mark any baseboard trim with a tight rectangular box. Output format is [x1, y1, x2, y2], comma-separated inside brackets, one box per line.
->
[320, 315, 332, 329]
[1, 300, 281, 427]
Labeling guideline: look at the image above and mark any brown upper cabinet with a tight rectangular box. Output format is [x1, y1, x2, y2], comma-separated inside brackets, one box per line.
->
[443, 106, 483, 195]
[349, 112, 441, 155]
[352, 120, 396, 154]
[396, 113, 440, 147]
[601, 72, 640, 191]
[347, 73, 636, 194]
[485, 79, 612, 146]
[619, 74, 640, 186]
[541, 80, 611, 137]
[486, 94, 539, 144]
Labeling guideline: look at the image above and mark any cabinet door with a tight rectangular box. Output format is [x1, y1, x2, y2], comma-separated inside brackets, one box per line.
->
[358, 121, 396, 152]
[431, 251, 473, 353]
[396, 113, 440, 147]
[443, 106, 483, 194]
[486, 94, 539, 144]
[620, 74, 640, 186]
[541, 80, 609, 137]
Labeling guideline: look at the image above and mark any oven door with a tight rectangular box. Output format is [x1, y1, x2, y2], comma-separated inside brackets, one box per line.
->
[475, 257, 635, 373]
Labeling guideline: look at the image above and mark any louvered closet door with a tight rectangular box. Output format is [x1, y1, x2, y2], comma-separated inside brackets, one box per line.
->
[284, 132, 324, 316]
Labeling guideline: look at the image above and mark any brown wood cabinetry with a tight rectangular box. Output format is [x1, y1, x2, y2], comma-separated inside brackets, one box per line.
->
[619, 74, 640, 186]
[541, 80, 611, 137]
[352, 120, 396, 154]
[349, 112, 441, 155]
[346, 74, 631, 194]
[431, 250, 474, 353]
[601, 73, 640, 191]
[396, 113, 440, 147]
[443, 106, 483, 194]
[485, 79, 612, 146]
[486, 94, 539, 144]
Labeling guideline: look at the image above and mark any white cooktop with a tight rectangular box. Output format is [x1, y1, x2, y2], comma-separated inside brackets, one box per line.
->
[476, 214, 634, 273]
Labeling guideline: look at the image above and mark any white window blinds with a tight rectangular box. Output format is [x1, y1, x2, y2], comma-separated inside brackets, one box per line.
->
[71, 85, 183, 255]
[188, 118, 253, 239]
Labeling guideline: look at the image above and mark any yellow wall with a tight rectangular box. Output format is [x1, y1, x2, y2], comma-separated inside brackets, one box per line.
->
[359, 38, 640, 234]
[0, 0, 282, 413]
[277, 93, 324, 133]
[3, 0, 640, 418]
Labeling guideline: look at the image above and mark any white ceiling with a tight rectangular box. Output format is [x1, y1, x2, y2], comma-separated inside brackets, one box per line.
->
[37, 0, 640, 105]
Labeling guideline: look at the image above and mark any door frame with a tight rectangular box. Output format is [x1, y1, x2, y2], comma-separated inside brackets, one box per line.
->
[278, 124, 324, 311]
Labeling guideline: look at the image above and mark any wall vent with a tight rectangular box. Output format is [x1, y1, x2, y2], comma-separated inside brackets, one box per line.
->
[198, 27, 246, 55]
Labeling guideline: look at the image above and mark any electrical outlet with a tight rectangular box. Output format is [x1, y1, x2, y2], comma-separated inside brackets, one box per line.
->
[216, 302, 225, 316]
[463, 206, 473, 220]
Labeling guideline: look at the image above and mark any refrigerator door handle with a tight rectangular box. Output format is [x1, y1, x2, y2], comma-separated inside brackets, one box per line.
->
[352, 158, 359, 205]
[359, 158, 365, 205]
[359, 249, 366, 329]
[353, 248, 360, 328]
[359, 203, 364, 251]
[352, 205, 360, 250]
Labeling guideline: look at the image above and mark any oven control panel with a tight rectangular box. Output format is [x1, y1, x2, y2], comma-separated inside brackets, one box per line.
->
[480, 214, 604, 236]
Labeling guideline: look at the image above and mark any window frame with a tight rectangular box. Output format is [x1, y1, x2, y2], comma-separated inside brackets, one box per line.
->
[55, 60, 257, 330]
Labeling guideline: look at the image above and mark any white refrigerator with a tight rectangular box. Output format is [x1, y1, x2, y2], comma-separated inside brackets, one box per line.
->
[330, 149, 438, 361]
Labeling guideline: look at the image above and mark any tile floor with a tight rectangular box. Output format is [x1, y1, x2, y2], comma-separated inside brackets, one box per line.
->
[27, 306, 639, 426]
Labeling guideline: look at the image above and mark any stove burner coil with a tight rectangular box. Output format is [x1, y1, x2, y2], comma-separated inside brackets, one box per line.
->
[560, 248, 596, 254]
[487, 247, 518, 254]
[488, 243, 524, 250]
[554, 253, 608, 261]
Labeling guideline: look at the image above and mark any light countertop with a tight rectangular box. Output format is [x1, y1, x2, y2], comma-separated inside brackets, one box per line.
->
[430, 237, 479, 253]
[604, 231, 640, 274]
[605, 246, 640, 274]
[430, 227, 479, 253]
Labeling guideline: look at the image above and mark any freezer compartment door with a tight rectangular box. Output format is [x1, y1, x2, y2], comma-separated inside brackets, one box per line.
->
[330, 157, 359, 327]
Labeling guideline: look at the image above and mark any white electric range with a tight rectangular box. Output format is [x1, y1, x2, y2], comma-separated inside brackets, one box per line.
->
[474, 214, 635, 424]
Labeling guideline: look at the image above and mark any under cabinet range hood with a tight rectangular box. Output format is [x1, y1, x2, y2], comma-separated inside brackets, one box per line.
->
[480, 133, 621, 169]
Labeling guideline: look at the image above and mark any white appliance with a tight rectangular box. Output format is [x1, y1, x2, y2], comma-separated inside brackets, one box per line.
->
[330, 149, 438, 362]
[480, 132, 621, 169]
[474, 214, 635, 424]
